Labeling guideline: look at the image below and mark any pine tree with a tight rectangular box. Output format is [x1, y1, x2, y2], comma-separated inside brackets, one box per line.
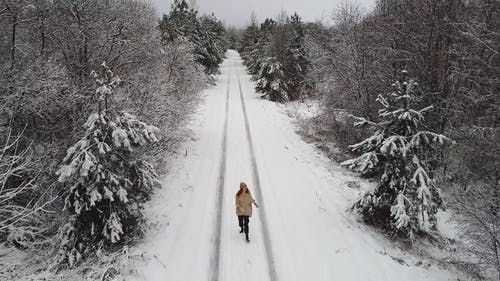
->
[341, 75, 453, 239]
[241, 14, 309, 102]
[196, 14, 227, 74]
[159, 0, 198, 42]
[239, 21, 260, 62]
[284, 13, 309, 99]
[56, 63, 160, 266]
[159, 1, 227, 74]
[255, 57, 288, 103]
[247, 36, 269, 75]
[242, 18, 275, 76]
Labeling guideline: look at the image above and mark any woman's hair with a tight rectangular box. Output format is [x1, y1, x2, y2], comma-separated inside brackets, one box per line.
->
[236, 182, 250, 197]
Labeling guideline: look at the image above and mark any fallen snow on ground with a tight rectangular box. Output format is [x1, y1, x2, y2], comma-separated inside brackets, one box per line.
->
[436, 210, 460, 241]
[126, 50, 461, 281]
[283, 98, 321, 120]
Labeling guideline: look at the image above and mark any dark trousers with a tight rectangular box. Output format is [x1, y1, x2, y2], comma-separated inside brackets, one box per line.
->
[238, 215, 250, 235]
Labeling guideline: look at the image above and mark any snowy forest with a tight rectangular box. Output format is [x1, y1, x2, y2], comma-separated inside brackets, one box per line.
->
[0, 0, 227, 278]
[0, 0, 498, 280]
[237, 1, 499, 279]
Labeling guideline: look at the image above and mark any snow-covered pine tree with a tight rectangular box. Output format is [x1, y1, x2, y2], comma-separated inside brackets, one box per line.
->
[159, 1, 227, 75]
[284, 13, 309, 100]
[247, 41, 265, 76]
[55, 63, 160, 266]
[197, 14, 227, 74]
[159, 0, 198, 42]
[255, 57, 288, 103]
[239, 21, 260, 63]
[244, 18, 275, 76]
[341, 75, 453, 239]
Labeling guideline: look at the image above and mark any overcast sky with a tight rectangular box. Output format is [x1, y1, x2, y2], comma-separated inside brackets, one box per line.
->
[151, 0, 376, 27]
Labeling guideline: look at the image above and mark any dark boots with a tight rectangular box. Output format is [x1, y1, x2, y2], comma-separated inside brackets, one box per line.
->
[238, 215, 250, 242]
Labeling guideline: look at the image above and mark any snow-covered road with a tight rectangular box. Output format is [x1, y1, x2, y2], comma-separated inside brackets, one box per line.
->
[132, 50, 457, 281]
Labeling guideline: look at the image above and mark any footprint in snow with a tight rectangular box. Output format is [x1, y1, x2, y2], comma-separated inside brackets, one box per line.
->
[335, 248, 348, 254]
[318, 206, 327, 213]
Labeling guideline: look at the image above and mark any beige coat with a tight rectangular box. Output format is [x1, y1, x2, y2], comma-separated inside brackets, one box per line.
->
[235, 192, 257, 217]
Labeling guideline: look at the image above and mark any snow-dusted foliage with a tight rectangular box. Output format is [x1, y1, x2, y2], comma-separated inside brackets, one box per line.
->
[0, 0, 210, 277]
[247, 19, 275, 76]
[159, 0, 227, 74]
[275, 13, 310, 100]
[240, 13, 309, 101]
[255, 57, 289, 103]
[56, 65, 159, 266]
[341, 77, 453, 238]
[0, 128, 51, 248]
[195, 15, 227, 74]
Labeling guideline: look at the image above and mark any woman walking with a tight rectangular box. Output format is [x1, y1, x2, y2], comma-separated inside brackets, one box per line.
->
[235, 182, 259, 242]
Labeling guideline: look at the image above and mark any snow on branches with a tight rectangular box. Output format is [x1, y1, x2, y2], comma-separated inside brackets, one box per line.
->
[255, 57, 289, 103]
[240, 13, 309, 101]
[341, 77, 454, 239]
[159, 0, 227, 75]
[55, 64, 160, 266]
[0, 128, 52, 248]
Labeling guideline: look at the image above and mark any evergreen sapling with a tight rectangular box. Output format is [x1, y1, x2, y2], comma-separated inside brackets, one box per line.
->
[55, 63, 160, 266]
[341, 76, 453, 239]
[255, 57, 289, 103]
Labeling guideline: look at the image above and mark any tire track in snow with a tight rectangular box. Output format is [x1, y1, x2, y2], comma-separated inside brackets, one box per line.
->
[237, 74, 278, 281]
[208, 74, 230, 281]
